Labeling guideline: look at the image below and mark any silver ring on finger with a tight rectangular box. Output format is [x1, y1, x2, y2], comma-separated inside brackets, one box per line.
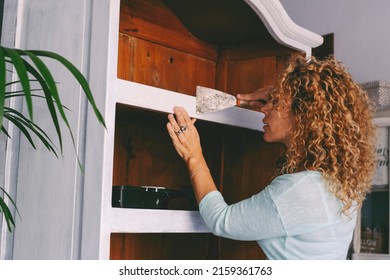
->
[175, 129, 182, 136]
[180, 125, 187, 132]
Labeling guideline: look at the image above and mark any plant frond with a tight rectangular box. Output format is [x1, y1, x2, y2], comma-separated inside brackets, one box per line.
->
[3, 47, 33, 120]
[0, 186, 20, 232]
[3, 107, 59, 156]
[29, 50, 106, 128]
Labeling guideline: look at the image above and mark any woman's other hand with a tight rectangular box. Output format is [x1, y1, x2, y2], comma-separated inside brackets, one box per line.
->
[237, 86, 274, 111]
[166, 106, 202, 164]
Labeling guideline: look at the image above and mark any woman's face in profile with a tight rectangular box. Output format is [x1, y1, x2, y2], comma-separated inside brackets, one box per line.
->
[260, 95, 296, 147]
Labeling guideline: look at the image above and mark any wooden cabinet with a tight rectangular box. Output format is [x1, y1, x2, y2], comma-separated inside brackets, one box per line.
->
[1, 0, 322, 259]
[111, 0, 287, 260]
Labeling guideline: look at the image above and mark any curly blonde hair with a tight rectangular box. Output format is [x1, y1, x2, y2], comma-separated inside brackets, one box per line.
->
[273, 54, 377, 213]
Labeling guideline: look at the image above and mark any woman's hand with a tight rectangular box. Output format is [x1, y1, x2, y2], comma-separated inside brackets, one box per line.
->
[166, 106, 202, 164]
[237, 86, 274, 111]
[167, 106, 217, 203]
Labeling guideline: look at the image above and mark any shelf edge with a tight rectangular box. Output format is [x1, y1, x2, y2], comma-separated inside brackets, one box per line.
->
[109, 208, 210, 233]
[115, 78, 265, 131]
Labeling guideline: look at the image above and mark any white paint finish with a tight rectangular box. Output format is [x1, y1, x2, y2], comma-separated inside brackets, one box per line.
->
[10, 0, 91, 259]
[110, 208, 209, 233]
[0, 0, 20, 260]
[80, 0, 120, 260]
[279, 0, 390, 84]
[245, 0, 323, 56]
[115, 79, 265, 131]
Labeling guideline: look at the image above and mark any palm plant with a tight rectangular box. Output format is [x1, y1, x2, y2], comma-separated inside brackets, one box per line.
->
[0, 45, 106, 232]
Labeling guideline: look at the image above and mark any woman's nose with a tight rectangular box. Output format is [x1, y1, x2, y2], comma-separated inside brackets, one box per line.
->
[260, 102, 270, 115]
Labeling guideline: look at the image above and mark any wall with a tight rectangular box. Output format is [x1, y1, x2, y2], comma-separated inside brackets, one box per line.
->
[1, 0, 95, 259]
[280, 0, 390, 84]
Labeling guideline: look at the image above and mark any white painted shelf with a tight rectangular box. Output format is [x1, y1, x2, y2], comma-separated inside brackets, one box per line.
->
[107, 79, 268, 236]
[115, 78, 265, 131]
[109, 208, 209, 233]
[108, 78, 267, 236]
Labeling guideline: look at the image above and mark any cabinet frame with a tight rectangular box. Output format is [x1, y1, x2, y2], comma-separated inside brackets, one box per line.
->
[84, 0, 323, 259]
[1, 0, 322, 259]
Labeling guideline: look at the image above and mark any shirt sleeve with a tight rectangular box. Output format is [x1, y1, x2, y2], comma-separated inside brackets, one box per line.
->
[199, 187, 286, 241]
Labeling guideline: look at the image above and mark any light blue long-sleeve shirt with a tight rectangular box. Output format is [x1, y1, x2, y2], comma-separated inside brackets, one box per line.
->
[199, 170, 356, 259]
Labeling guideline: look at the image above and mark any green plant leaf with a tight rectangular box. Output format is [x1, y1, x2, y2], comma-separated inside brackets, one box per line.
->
[4, 111, 37, 150]
[21, 55, 63, 152]
[3, 51, 64, 152]
[24, 50, 83, 168]
[0, 186, 20, 232]
[28, 50, 106, 128]
[1, 125, 11, 138]
[4, 107, 58, 156]
[5, 89, 45, 98]
[0, 45, 107, 232]
[3, 47, 33, 120]
[0, 196, 15, 232]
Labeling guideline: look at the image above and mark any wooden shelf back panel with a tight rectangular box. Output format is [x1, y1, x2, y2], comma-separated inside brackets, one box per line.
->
[120, 0, 218, 61]
[110, 233, 216, 260]
[118, 34, 216, 96]
[112, 105, 224, 191]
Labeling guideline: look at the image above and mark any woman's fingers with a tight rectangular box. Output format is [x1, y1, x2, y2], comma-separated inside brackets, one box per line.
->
[180, 107, 194, 125]
[170, 107, 197, 139]
[166, 107, 202, 161]
[173, 106, 190, 134]
[167, 111, 185, 137]
[237, 86, 274, 102]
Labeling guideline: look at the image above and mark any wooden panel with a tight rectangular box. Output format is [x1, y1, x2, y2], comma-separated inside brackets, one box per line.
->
[223, 56, 279, 94]
[215, 53, 289, 260]
[118, 35, 216, 96]
[120, 0, 218, 60]
[219, 42, 293, 61]
[112, 108, 189, 188]
[110, 233, 215, 259]
[219, 128, 284, 259]
[117, 34, 133, 81]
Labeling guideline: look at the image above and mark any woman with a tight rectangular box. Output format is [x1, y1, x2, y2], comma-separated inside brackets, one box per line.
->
[166, 54, 377, 259]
